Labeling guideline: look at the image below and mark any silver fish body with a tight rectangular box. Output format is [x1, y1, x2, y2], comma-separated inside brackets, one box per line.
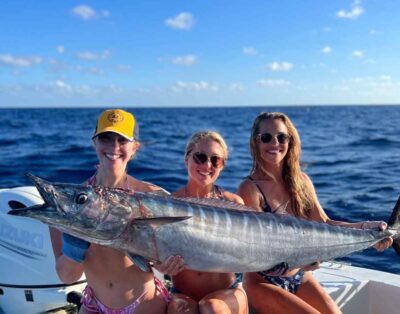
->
[8, 174, 400, 273]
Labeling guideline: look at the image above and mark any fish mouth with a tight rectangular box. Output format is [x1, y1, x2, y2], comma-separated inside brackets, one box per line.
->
[8, 173, 59, 217]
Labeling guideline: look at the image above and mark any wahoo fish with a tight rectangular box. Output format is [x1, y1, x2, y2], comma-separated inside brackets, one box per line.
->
[8, 174, 400, 273]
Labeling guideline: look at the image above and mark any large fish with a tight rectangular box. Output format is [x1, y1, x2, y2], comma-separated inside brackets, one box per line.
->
[8, 174, 400, 273]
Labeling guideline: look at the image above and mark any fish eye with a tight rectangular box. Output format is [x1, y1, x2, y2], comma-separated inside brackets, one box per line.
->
[76, 193, 88, 205]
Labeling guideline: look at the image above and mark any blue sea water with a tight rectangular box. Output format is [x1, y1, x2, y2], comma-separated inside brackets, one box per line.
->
[1, 106, 400, 274]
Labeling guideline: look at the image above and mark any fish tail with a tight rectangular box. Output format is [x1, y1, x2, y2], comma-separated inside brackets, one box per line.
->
[387, 195, 400, 255]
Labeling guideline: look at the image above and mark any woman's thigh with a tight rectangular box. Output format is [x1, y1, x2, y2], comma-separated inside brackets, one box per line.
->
[296, 272, 342, 314]
[168, 293, 199, 314]
[199, 287, 248, 314]
[244, 279, 320, 314]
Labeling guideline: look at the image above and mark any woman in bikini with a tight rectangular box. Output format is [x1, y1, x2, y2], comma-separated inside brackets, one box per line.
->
[166, 131, 249, 314]
[237, 112, 393, 314]
[50, 109, 183, 314]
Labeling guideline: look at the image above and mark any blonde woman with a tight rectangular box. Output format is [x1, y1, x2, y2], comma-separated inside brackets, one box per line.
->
[167, 131, 248, 314]
[237, 112, 392, 314]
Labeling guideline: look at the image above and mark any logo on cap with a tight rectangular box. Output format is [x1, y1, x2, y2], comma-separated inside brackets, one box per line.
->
[107, 112, 124, 125]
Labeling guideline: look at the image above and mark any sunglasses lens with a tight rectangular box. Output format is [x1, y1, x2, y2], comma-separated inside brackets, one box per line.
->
[193, 152, 224, 168]
[277, 133, 290, 144]
[210, 156, 224, 168]
[260, 133, 273, 143]
[193, 152, 208, 164]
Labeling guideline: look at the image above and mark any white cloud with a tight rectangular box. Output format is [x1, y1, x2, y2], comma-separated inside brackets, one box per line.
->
[369, 29, 377, 35]
[0, 54, 43, 67]
[243, 47, 258, 56]
[172, 81, 218, 92]
[344, 75, 400, 89]
[115, 65, 132, 73]
[337, 1, 364, 20]
[77, 50, 111, 60]
[352, 50, 364, 58]
[229, 83, 245, 92]
[258, 79, 291, 88]
[71, 5, 110, 20]
[322, 46, 332, 54]
[268, 61, 293, 72]
[323, 27, 332, 32]
[165, 12, 194, 30]
[171, 55, 197, 66]
[55, 80, 72, 92]
[57, 45, 65, 54]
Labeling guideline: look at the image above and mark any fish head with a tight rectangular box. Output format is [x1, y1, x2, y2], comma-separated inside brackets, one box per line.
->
[8, 173, 136, 242]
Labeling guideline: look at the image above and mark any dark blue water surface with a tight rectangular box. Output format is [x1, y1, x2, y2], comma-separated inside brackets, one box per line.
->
[1, 106, 399, 274]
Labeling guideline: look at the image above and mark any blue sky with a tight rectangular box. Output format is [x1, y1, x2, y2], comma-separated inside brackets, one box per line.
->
[0, 0, 399, 107]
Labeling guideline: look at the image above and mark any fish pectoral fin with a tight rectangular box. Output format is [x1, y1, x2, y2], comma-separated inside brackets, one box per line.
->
[135, 216, 192, 227]
[127, 253, 152, 272]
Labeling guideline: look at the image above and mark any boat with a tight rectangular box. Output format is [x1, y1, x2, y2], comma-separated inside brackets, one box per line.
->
[0, 186, 86, 314]
[1, 186, 400, 314]
[314, 261, 400, 314]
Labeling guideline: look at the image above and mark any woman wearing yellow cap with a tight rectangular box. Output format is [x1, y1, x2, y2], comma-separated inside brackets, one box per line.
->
[50, 109, 182, 314]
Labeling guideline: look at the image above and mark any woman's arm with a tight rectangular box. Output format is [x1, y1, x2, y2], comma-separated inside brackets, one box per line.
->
[49, 227, 85, 283]
[237, 179, 263, 212]
[302, 173, 393, 251]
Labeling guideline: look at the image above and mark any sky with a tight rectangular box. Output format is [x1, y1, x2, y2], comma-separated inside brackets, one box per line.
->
[0, 0, 399, 108]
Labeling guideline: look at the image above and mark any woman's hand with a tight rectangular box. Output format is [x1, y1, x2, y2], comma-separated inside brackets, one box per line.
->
[153, 255, 185, 275]
[360, 221, 393, 251]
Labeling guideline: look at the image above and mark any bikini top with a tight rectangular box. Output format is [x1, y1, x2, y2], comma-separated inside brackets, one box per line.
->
[246, 176, 289, 214]
[213, 184, 225, 200]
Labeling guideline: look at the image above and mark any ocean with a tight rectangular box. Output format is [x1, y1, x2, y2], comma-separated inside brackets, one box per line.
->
[1, 105, 399, 274]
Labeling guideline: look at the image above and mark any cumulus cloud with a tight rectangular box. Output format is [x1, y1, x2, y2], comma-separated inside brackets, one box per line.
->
[243, 47, 258, 56]
[337, 1, 364, 19]
[0, 54, 43, 67]
[268, 61, 293, 72]
[55, 80, 72, 92]
[172, 81, 218, 92]
[352, 50, 364, 58]
[171, 55, 197, 66]
[258, 79, 291, 88]
[77, 50, 111, 60]
[71, 5, 110, 20]
[322, 46, 332, 54]
[165, 12, 194, 30]
[57, 45, 65, 54]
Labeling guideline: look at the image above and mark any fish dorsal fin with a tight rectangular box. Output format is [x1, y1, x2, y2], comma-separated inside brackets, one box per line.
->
[146, 188, 171, 196]
[168, 196, 256, 212]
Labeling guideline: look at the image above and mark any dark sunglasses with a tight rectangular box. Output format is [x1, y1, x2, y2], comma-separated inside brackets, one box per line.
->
[192, 152, 225, 168]
[258, 132, 291, 144]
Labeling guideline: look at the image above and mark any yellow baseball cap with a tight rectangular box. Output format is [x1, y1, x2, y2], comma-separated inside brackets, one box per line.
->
[93, 109, 136, 141]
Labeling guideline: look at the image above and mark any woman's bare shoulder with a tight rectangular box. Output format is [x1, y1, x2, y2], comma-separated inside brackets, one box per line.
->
[222, 191, 244, 205]
[127, 176, 165, 193]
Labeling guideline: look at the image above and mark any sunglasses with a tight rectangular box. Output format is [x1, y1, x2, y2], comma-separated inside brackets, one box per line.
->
[258, 132, 291, 144]
[192, 152, 225, 168]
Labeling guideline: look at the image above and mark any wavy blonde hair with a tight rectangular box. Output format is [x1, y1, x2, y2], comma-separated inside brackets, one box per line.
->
[249, 112, 315, 218]
[184, 131, 228, 163]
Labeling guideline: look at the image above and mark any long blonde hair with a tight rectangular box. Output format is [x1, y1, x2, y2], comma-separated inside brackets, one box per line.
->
[249, 112, 315, 218]
[184, 131, 228, 162]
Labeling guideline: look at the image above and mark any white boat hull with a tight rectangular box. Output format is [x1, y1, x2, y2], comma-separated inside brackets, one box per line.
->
[0, 187, 86, 314]
[315, 262, 400, 314]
